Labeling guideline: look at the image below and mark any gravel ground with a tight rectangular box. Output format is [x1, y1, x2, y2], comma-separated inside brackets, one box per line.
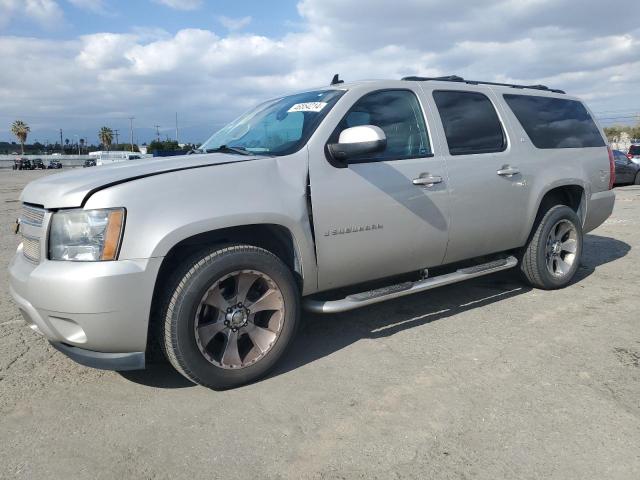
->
[1, 169, 639, 480]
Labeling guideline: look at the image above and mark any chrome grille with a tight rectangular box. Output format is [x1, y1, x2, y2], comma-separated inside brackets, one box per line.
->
[22, 236, 41, 262]
[19, 204, 46, 263]
[21, 205, 45, 227]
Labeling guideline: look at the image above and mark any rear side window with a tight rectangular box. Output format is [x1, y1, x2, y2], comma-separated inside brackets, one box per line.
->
[432, 90, 506, 155]
[503, 94, 605, 149]
[630, 145, 640, 155]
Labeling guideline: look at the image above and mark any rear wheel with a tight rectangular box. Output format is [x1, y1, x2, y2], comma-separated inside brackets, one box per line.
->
[634, 172, 640, 185]
[520, 205, 583, 289]
[160, 244, 300, 389]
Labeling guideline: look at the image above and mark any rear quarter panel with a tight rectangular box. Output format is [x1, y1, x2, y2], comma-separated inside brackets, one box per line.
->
[493, 90, 610, 242]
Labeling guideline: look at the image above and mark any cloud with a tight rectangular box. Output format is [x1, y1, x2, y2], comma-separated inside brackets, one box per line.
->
[152, 0, 201, 11]
[0, 0, 64, 27]
[1, 0, 639, 142]
[67, 0, 107, 14]
[217, 15, 252, 32]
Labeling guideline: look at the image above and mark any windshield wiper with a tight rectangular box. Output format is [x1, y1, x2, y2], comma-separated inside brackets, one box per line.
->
[204, 145, 253, 156]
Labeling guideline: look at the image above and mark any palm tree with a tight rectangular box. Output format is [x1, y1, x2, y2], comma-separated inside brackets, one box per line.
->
[11, 120, 30, 155]
[98, 127, 114, 151]
[79, 138, 85, 154]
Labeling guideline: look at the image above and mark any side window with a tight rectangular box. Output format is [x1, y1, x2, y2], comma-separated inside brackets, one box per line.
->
[433, 90, 506, 155]
[503, 94, 605, 149]
[332, 90, 432, 163]
[615, 151, 628, 163]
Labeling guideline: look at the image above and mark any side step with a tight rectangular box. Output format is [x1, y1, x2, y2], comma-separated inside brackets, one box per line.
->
[303, 256, 518, 314]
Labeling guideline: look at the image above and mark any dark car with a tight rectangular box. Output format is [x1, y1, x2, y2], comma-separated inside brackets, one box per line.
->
[47, 159, 63, 169]
[12, 158, 33, 170]
[32, 158, 46, 169]
[614, 149, 640, 185]
[83, 158, 96, 168]
[628, 144, 640, 161]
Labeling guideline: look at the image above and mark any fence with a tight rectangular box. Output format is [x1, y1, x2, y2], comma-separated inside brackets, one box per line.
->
[0, 155, 92, 169]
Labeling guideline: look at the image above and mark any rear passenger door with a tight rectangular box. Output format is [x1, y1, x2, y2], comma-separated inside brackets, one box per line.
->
[426, 88, 530, 263]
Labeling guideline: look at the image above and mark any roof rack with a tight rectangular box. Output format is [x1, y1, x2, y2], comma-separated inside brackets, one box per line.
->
[401, 75, 565, 94]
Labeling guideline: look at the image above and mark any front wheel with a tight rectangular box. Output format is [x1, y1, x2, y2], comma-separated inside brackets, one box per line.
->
[160, 245, 300, 389]
[520, 205, 583, 289]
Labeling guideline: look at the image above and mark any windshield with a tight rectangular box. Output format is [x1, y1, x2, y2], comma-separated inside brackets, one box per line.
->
[199, 89, 345, 156]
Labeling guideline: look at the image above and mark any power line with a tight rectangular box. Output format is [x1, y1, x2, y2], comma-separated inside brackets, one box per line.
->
[128, 116, 135, 152]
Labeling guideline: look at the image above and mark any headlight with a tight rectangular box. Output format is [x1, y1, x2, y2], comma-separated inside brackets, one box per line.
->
[49, 208, 125, 261]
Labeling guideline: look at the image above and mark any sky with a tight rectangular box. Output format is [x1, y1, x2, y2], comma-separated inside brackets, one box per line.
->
[0, 0, 639, 146]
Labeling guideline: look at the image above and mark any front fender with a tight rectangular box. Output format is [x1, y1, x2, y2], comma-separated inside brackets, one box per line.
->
[84, 154, 318, 292]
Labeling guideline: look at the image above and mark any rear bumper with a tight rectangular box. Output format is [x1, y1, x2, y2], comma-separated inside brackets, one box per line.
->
[584, 190, 615, 233]
[50, 342, 145, 371]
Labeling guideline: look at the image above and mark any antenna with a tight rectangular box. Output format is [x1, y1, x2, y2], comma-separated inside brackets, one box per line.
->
[154, 124, 161, 142]
[331, 74, 344, 86]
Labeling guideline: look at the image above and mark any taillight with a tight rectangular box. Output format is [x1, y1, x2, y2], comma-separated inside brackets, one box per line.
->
[627, 154, 633, 160]
[607, 146, 615, 190]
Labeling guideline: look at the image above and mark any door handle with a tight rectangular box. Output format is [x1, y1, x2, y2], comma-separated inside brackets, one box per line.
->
[412, 174, 443, 186]
[497, 166, 520, 177]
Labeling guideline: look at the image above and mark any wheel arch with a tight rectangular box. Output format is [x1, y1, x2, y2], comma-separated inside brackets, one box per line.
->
[524, 182, 586, 245]
[146, 223, 305, 358]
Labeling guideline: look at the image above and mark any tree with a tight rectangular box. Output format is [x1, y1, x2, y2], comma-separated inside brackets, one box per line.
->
[79, 138, 85, 154]
[11, 120, 30, 155]
[148, 139, 180, 152]
[98, 127, 114, 151]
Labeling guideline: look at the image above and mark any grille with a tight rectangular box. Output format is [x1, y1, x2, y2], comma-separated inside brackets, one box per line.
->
[21, 205, 45, 227]
[22, 236, 41, 263]
[20, 204, 45, 263]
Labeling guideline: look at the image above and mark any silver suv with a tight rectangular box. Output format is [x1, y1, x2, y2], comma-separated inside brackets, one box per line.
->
[9, 75, 616, 389]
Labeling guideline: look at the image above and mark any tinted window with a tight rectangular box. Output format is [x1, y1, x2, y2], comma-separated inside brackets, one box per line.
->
[503, 94, 605, 149]
[614, 151, 628, 163]
[332, 90, 431, 163]
[630, 145, 640, 155]
[432, 90, 506, 155]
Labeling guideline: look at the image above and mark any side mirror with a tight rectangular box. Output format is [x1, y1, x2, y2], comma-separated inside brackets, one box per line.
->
[328, 125, 386, 162]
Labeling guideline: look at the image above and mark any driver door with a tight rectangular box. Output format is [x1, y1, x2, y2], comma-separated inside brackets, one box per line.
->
[308, 88, 450, 291]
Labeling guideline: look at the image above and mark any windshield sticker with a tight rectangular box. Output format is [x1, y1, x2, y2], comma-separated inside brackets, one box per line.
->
[287, 102, 328, 113]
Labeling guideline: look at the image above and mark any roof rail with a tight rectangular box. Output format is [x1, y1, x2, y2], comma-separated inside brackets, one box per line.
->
[401, 75, 565, 94]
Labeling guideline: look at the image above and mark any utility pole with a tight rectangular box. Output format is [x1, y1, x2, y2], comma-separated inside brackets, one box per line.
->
[175, 112, 179, 145]
[114, 129, 120, 148]
[154, 124, 161, 142]
[128, 117, 135, 152]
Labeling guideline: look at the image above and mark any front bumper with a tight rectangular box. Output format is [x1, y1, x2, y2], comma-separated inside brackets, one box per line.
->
[50, 342, 145, 371]
[9, 245, 163, 368]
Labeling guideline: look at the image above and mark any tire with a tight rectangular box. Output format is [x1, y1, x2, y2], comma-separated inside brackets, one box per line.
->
[634, 172, 640, 185]
[160, 244, 300, 389]
[520, 205, 583, 290]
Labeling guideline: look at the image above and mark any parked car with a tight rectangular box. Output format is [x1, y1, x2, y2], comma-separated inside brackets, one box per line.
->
[12, 158, 33, 170]
[32, 158, 46, 170]
[47, 159, 63, 169]
[628, 144, 640, 164]
[9, 75, 615, 389]
[83, 158, 96, 168]
[613, 149, 640, 185]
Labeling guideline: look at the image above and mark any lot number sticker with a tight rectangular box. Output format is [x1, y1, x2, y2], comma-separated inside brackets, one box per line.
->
[287, 102, 327, 113]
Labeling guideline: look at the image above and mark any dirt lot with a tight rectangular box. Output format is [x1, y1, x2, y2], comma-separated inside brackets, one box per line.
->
[1, 169, 639, 480]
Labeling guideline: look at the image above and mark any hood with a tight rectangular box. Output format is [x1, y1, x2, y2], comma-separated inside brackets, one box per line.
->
[20, 153, 258, 209]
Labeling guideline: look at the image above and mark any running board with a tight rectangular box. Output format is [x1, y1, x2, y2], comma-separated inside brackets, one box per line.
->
[303, 256, 518, 314]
